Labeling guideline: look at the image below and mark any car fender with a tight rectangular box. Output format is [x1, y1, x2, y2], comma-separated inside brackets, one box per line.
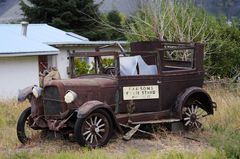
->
[76, 100, 123, 133]
[175, 87, 216, 118]
[18, 86, 34, 102]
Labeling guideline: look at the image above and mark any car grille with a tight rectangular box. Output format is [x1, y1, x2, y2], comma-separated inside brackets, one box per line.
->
[43, 86, 62, 118]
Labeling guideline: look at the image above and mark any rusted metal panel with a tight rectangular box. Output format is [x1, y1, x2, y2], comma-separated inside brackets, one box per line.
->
[175, 86, 215, 118]
[194, 43, 204, 71]
[76, 100, 112, 118]
[130, 41, 164, 51]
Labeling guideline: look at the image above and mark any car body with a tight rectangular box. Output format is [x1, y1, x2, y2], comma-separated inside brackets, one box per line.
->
[17, 40, 216, 147]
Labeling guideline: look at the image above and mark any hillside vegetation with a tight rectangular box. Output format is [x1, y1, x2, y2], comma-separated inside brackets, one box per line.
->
[0, 85, 239, 159]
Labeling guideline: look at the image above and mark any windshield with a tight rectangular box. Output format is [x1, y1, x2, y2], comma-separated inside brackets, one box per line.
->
[72, 55, 116, 77]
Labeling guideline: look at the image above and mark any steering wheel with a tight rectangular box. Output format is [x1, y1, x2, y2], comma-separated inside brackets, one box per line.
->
[103, 67, 116, 76]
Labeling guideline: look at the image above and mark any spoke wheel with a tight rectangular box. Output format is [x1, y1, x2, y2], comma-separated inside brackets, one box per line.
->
[17, 107, 41, 144]
[74, 109, 113, 147]
[182, 100, 208, 129]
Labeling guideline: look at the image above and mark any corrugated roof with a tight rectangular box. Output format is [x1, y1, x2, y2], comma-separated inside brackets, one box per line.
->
[0, 24, 89, 45]
[0, 29, 58, 57]
[0, 23, 128, 57]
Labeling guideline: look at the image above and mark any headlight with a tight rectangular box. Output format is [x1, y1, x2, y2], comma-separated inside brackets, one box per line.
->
[64, 90, 77, 103]
[32, 86, 43, 98]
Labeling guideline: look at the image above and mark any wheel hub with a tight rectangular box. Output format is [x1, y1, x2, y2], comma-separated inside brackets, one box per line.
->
[190, 114, 197, 122]
[89, 125, 101, 134]
[95, 127, 100, 133]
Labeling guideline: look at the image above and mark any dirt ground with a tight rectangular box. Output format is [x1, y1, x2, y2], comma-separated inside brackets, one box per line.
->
[12, 128, 215, 156]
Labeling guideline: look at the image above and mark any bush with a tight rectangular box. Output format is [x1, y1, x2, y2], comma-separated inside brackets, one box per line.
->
[74, 58, 90, 76]
[121, 0, 240, 79]
[205, 22, 240, 78]
[74, 58, 114, 76]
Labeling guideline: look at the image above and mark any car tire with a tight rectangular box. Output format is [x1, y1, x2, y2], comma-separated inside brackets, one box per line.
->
[17, 107, 32, 144]
[74, 109, 113, 147]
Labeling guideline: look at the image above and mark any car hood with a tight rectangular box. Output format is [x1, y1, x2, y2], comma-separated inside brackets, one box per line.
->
[45, 76, 118, 106]
[46, 75, 118, 90]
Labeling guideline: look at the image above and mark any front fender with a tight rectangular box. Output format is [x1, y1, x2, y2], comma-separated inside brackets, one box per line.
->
[76, 100, 123, 133]
[18, 86, 34, 102]
[175, 87, 216, 118]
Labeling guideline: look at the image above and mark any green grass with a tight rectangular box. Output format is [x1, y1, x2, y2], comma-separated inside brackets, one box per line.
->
[0, 149, 226, 159]
[0, 85, 239, 159]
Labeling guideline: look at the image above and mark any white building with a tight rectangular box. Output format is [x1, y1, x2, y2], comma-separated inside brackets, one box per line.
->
[0, 27, 58, 99]
[0, 23, 126, 98]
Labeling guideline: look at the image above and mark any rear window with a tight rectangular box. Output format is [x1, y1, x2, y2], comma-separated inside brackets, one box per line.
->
[161, 46, 195, 71]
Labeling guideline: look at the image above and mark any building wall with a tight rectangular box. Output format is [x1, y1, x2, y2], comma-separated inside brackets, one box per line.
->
[56, 50, 69, 79]
[0, 56, 39, 99]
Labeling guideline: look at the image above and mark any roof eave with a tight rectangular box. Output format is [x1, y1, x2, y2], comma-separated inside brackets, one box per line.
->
[49, 41, 129, 47]
[0, 51, 59, 57]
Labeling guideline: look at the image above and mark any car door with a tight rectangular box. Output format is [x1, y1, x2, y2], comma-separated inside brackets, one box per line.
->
[117, 54, 161, 114]
[158, 43, 204, 111]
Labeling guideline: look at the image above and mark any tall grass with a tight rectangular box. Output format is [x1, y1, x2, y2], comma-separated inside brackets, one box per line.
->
[0, 101, 29, 150]
[0, 85, 239, 158]
[205, 84, 240, 129]
[204, 84, 240, 159]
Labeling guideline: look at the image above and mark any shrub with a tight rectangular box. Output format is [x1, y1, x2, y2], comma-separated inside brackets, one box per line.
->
[74, 58, 90, 76]
[121, 0, 240, 79]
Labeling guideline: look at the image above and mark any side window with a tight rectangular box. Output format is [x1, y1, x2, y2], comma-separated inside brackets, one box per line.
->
[162, 48, 195, 71]
[120, 54, 158, 76]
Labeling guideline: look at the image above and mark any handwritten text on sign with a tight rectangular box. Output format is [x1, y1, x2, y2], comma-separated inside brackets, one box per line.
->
[123, 85, 159, 100]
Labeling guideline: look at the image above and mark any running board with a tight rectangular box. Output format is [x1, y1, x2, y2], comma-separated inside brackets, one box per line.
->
[129, 118, 181, 125]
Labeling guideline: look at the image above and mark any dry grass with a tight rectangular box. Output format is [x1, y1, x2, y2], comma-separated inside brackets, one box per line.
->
[0, 85, 239, 158]
[204, 84, 240, 158]
[0, 101, 28, 149]
[205, 84, 240, 130]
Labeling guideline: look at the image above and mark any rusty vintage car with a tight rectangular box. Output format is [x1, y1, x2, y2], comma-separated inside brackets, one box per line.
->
[17, 41, 216, 147]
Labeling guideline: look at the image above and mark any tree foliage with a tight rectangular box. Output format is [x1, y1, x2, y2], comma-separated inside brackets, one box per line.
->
[20, 0, 102, 40]
[74, 58, 114, 76]
[121, 0, 240, 79]
[124, 0, 218, 42]
[74, 58, 90, 76]
[97, 10, 127, 40]
[205, 20, 240, 79]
